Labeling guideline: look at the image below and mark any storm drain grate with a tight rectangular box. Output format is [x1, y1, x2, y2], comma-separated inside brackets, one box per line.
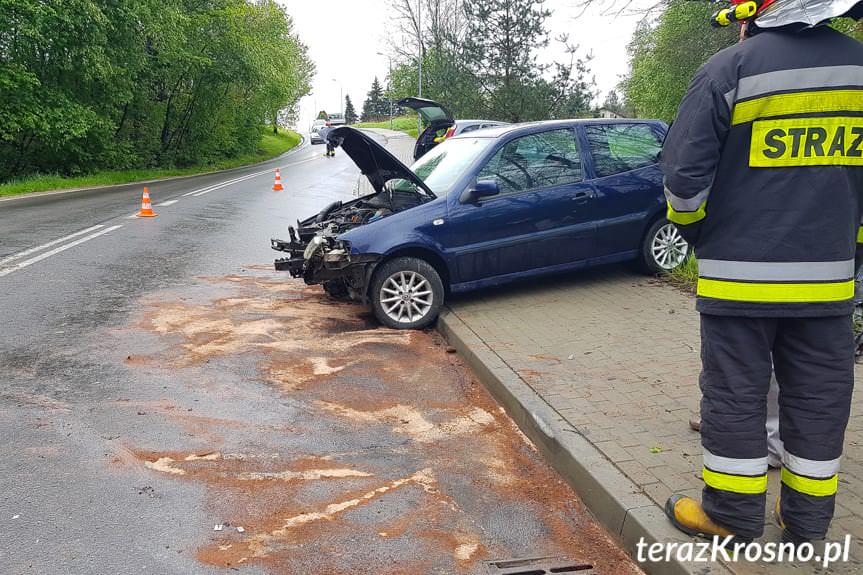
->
[483, 556, 596, 575]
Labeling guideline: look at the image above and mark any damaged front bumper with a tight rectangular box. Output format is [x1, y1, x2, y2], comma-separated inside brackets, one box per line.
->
[271, 225, 380, 301]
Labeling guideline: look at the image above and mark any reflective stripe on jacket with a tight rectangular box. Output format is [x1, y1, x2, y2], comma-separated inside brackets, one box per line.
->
[661, 27, 863, 317]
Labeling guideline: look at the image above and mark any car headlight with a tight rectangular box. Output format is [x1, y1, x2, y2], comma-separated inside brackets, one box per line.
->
[303, 236, 323, 259]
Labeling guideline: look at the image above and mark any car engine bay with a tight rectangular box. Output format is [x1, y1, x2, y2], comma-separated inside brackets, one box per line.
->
[270, 186, 431, 298]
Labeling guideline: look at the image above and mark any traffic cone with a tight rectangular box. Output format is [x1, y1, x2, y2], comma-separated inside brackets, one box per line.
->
[273, 168, 284, 191]
[138, 187, 156, 217]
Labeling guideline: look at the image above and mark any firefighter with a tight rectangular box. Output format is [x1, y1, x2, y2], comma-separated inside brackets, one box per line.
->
[319, 125, 336, 157]
[661, 0, 863, 543]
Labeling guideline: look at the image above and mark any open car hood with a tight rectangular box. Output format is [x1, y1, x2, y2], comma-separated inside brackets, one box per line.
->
[328, 127, 435, 198]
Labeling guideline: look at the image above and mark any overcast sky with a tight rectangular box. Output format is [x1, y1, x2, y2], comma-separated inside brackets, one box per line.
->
[280, 0, 642, 130]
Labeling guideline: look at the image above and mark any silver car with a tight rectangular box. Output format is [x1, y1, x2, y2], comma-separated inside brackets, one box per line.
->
[398, 97, 508, 159]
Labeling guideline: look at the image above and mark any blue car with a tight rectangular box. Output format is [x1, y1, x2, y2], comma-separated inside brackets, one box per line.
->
[272, 119, 689, 329]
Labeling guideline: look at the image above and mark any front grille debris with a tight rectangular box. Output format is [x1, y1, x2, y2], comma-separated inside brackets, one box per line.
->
[483, 556, 596, 575]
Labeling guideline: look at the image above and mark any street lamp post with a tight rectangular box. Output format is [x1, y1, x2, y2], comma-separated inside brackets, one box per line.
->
[332, 78, 343, 120]
[417, 0, 422, 137]
[377, 52, 394, 130]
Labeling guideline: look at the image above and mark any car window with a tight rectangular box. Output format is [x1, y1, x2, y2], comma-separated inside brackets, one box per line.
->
[390, 137, 494, 196]
[460, 124, 481, 133]
[477, 129, 582, 195]
[585, 124, 662, 178]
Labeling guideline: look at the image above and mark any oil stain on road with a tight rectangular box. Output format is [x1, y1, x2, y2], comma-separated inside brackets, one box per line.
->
[117, 268, 642, 574]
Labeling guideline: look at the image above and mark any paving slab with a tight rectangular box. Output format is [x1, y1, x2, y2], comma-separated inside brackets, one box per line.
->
[441, 266, 863, 575]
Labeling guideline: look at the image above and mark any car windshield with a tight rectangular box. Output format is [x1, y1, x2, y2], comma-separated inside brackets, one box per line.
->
[390, 137, 493, 197]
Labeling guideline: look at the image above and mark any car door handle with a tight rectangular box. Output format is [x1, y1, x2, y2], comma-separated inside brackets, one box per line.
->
[571, 192, 591, 204]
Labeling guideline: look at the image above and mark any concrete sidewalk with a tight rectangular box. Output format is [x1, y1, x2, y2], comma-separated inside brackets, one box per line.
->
[440, 266, 863, 575]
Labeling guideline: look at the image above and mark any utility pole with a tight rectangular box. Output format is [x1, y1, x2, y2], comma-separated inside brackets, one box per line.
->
[417, 0, 423, 137]
[332, 79, 342, 119]
[378, 52, 395, 130]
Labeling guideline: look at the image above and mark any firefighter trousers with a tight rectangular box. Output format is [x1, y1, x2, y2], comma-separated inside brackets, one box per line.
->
[699, 314, 854, 540]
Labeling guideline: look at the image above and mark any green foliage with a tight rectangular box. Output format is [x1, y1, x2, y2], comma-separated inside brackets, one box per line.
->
[602, 90, 626, 116]
[344, 95, 358, 124]
[667, 252, 698, 292]
[361, 77, 392, 121]
[0, 0, 313, 183]
[621, 0, 738, 122]
[0, 128, 301, 197]
[621, 5, 863, 122]
[352, 115, 419, 138]
[317, 110, 329, 120]
[385, 0, 595, 122]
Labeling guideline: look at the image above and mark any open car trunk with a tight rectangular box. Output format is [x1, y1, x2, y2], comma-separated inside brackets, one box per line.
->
[397, 97, 455, 160]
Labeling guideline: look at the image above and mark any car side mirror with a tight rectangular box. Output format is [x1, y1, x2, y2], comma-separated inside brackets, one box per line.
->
[463, 179, 500, 203]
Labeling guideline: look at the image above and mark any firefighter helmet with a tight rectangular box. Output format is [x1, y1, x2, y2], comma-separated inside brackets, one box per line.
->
[712, 0, 862, 28]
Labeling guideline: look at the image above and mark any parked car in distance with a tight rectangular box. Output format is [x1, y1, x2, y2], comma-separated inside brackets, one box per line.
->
[397, 97, 508, 160]
[327, 113, 346, 126]
[272, 119, 688, 329]
[310, 119, 328, 144]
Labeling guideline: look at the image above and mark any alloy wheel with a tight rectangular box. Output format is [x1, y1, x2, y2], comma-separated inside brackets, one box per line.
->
[651, 223, 688, 270]
[380, 271, 434, 324]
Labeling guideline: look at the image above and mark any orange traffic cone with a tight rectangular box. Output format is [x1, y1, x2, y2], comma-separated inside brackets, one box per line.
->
[138, 187, 156, 217]
[273, 168, 284, 192]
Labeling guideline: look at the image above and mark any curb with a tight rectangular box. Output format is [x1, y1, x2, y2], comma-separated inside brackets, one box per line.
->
[437, 309, 732, 575]
[0, 134, 306, 203]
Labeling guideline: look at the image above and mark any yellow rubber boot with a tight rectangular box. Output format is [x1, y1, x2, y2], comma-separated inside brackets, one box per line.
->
[665, 495, 735, 539]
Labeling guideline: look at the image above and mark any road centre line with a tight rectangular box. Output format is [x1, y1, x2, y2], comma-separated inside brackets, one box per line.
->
[0, 225, 123, 278]
[178, 155, 319, 198]
[280, 156, 322, 169]
[182, 168, 273, 197]
[0, 225, 105, 266]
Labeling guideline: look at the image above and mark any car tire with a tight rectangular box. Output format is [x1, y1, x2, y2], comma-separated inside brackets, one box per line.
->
[638, 218, 690, 274]
[370, 257, 444, 330]
[323, 280, 350, 301]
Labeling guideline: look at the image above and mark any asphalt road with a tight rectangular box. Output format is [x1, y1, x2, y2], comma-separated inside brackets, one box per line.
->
[0, 133, 641, 574]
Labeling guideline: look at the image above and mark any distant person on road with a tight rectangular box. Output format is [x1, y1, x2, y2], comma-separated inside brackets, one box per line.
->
[319, 124, 336, 157]
[661, 0, 863, 545]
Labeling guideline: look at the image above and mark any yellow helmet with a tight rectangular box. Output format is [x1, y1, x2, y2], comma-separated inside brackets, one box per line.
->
[712, 0, 862, 28]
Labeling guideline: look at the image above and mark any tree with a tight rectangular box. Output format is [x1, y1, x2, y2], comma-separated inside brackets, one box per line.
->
[0, 0, 314, 182]
[462, 0, 595, 121]
[317, 110, 329, 120]
[620, 1, 737, 122]
[361, 77, 388, 121]
[462, 0, 551, 121]
[602, 91, 625, 116]
[386, 1, 483, 117]
[344, 95, 358, 124]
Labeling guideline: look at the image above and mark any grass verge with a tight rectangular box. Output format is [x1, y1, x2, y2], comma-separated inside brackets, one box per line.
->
[666, 252, 698, 294]
[0, 128, 301, 198]
[351, 115, 419, 139]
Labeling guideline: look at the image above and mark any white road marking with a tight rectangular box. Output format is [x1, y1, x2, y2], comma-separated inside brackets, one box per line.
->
[126, 213, 140, 219]
[0, 225, 104, 266]
[182, 168, 273, 197]
[0, 225, 123, 278]
[175, 154, 320, 198]
[156, 199, 178, 206]
[280, 156, 322, 169]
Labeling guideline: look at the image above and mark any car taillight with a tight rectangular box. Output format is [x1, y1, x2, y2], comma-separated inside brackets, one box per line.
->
[445, 127, 455, 138]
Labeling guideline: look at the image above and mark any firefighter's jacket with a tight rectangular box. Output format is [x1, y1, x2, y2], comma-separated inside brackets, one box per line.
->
[661, 27, 863, 317]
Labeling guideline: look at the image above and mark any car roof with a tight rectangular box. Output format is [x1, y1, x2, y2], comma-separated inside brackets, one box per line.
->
[455, 119, 507, 125]
[450, 118, 665, 139]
